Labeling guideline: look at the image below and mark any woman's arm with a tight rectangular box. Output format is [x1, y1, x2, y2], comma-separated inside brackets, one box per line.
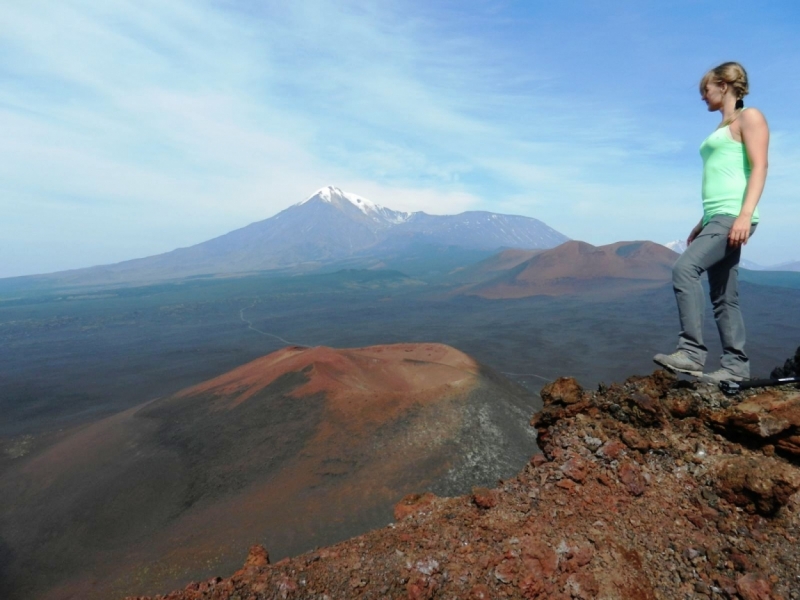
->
[729, 108, 769, 247]
[687, 219, 703, 245]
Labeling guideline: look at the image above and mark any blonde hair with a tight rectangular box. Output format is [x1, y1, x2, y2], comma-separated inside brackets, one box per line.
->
[700, 62, 749, 108]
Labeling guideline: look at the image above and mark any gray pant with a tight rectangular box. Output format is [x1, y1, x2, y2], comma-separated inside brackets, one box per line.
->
[673, 215, 756, 377]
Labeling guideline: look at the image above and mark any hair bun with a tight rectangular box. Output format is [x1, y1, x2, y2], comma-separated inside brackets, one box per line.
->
[700, 62, 749, 101]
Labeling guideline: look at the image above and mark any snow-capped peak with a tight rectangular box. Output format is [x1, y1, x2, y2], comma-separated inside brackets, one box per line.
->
[663, 239, 687, 254]
[342, 191, 379, 216]
[300, 185, 341, 205]
[297, 186, 412, 224]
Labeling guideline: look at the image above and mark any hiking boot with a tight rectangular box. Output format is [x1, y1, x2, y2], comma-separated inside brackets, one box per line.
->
[699, 369, 746, 385]
[653, 351, 703, 376]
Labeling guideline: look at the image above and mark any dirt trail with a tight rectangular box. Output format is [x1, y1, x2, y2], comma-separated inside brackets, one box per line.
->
[238, 301, 309, 347]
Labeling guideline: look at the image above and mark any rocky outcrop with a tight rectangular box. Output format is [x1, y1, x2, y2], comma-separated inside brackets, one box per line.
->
[707, 390, 800, 457]
[771, 345, 800, 379]
[130, 371, 800, 600]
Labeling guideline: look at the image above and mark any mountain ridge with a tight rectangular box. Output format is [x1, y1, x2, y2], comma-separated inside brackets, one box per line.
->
[7, 186, 569, 286]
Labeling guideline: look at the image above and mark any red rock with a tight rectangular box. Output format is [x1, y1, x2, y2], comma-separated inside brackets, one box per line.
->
[715, 574, 738, 596]
[626, 371, 674, 398]
[394, 492, 437, 521]
[556, 479, 576, 492]
[597, 472, 614, 487]
[566, 571, 600, 599]
[597, 440, 625, 460]
[618, 461, 646, 496]
[521, 541, 558, 578]
[731, 552, 753, 572]
[648, 437, 670, 450]
[775, 434, 800, 456]
[532, 454, 548, 467]
[275, 575, 298, 598]
[621, 427, 650, 451]
[468, 584, 493, 599]
[570, 546, 594, 567]
[712, 455, 800, 515]
[686, 513, 705, 529]
[540, 377, 585, 405]
[472, 487, 497, 509]
[405, 581, 425, 600]
[700, 505, 719, 520]
[736, 573, 775, 600]
[494, 558, 517, 584]
[406, 577, 435, 600]
[243, 545, 270, 568]
[663, 395, 700, 418]
[709, 392, 800, 452]
[560, 457, 589, 483]
[518, 570, 545, 597]
[626, 391, 667, 426]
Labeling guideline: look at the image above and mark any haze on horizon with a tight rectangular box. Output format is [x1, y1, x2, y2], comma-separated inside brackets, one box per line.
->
[2, 0, 799, 278]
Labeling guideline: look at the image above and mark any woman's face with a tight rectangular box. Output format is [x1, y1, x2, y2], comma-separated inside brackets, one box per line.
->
[701, 80, 726, 111]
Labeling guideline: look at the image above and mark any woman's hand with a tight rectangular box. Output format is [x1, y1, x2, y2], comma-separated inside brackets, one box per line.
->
[728, 215, 751, 247]
[687, 222, 703, 246]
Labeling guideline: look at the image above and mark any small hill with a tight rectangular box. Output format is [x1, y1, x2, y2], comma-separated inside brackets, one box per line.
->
[772, 260, 800, 272]
[0, 343, 538, 600]
[131, 370, 800, 600]
[448, 248, 544, 283]
[465, 240, 678, 298]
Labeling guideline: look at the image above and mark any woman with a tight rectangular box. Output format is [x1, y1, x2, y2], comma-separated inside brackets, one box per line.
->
[654, 62, 769, 383]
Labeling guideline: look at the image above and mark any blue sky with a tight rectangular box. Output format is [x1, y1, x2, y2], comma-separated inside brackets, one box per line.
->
[2, 0, 799, 277]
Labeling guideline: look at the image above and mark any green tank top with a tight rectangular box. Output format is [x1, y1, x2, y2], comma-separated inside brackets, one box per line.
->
[699, 110, 758, 226]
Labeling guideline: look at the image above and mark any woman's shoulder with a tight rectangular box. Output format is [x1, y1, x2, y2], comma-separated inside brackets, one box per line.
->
[740, 106, 767, 125]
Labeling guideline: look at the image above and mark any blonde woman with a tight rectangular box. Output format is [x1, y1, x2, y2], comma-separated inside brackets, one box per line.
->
[654, 62, 769, 383]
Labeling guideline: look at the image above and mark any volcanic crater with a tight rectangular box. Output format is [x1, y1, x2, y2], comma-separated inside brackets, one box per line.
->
[0, 343, 538, 600]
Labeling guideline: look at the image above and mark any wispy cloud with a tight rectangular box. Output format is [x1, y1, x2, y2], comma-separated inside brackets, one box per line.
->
[1, 0, 799, 276]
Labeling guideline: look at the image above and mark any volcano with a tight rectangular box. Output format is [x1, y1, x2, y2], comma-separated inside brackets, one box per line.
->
[465, 240, 679, 298]
[0, 343, 538, 600]
[13, 186, 569, 287]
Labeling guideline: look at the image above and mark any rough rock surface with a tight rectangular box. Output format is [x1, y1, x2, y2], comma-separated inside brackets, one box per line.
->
[130, 371, 800, 600]
[771, 345, 800, 379]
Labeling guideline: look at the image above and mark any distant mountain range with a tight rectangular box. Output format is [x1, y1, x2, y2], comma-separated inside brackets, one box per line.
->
[662, 239, 798, 272]
[17, 186, 569, 287]
[770, 260, 800, 272]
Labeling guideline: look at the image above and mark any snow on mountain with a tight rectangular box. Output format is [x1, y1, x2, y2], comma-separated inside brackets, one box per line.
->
[20, 186, 570, 285]
[298, 186, 412, 226]
[663, 240, 687, 254]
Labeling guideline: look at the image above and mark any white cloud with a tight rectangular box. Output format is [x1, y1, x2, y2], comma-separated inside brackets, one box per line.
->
[1, 0, 799, 276]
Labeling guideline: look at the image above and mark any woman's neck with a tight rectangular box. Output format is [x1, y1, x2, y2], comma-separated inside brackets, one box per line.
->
[719, 97, 739, 122]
